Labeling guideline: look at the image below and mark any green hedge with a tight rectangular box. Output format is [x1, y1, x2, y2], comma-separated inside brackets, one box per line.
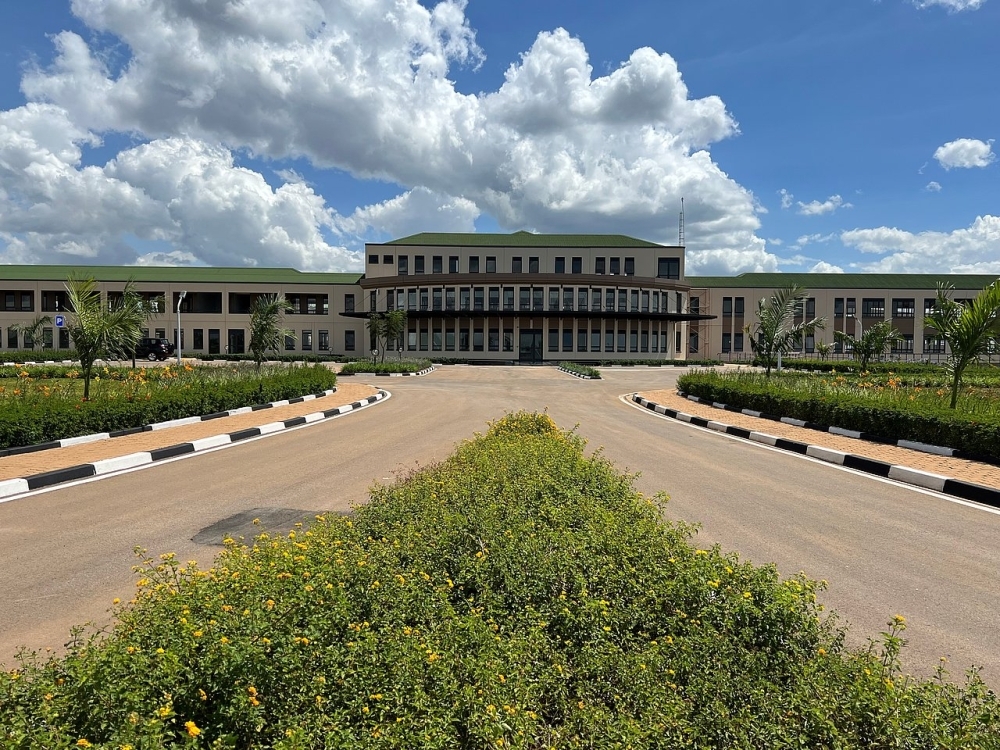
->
[0, 365, 336, 450]
[2, 413, 997, 748]
[559, 361, 601, 379]
[340, 360, 431, 375]
[677, 371, 1000, 460]
[600, 359, 722, 367]
[0, 349, 79, 363]
[194, 353, 344, 363]
[775, 359, 950, 375]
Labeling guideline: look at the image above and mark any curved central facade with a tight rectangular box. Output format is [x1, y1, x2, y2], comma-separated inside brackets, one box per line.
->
[353, 232, 707, 362]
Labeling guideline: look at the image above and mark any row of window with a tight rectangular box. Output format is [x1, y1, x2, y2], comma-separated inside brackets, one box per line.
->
[380, 254, 681, 279]
[3, 290, 333, 316]
[368, 287, 686, 314]
[832, 297, 964, 319]
[393, 321, 678, 354]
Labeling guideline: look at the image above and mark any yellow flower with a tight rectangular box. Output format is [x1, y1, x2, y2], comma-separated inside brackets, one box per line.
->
[193, 630, 203, 638]
[76, 740, 92, 748]
[185, 720, 201, 737]
[198, 689, 208, 701]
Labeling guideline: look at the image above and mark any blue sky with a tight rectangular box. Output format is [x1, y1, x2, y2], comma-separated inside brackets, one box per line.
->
[0, 0, 996, 275]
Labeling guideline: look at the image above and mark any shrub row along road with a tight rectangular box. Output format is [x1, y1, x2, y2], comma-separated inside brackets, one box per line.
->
[1, 366, 998, 685]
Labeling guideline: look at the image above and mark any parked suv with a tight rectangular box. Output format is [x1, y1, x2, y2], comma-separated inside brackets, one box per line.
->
[135, 337, 176, 361]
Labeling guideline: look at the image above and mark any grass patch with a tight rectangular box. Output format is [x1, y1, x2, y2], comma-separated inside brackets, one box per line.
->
[3, 413, 998, 748]
[0, 364, 336, 450]
[678, 369, 1000, 459]
[558, 361, 601, 379]
[339, 359, 431, 375]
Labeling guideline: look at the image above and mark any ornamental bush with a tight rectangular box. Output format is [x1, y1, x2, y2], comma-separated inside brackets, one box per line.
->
[339, 359, 431, 375]
[0, 364, 336, 450]
[558, 361, 601, 379]
[2, 413, 998, 748]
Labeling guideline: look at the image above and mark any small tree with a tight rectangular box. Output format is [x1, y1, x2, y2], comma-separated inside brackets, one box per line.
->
[65, 276, 147, 399]
[248, 294, 293, 371]
[106, 291, 160, 367]
[815, 340, 832, 361]
[925, 280, 1000, 408]
[366, 310, 407, 363]
[13, 315, 53, 351]
[833, 320, 902, 371]
[744, 285, 826, 375]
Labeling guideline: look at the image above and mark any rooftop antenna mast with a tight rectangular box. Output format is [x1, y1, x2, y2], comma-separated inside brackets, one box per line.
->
[678, 198, 685, 247]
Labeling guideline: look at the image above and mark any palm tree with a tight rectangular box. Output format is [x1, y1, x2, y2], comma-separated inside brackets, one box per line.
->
[833, 320, 902, 371]
[65, 276, 148, 399]
[925, 280, 1000, 408]
[744, 285, 826, 376]
[248, 294, 293, 371]
[13, 315, 54, 351]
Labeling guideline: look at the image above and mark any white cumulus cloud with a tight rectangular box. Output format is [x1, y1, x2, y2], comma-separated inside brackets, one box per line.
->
[339, 187, 480, 239]
[841, 215, 1000, 273]
[6, 0, 766, 270]
[925, 181, 942, 192]
[797, 195, 852, 216]
[933, 138, 995, 169]
[912, 0, 987, 11]
[778, 188, 794, 209]
[809, 261, 844, 273]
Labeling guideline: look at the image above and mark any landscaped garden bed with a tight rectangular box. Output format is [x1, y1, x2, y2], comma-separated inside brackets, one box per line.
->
[3, 412, 997, 748]
[558, 361, 601, 379]
[678, 369, 1000, 461]
[339, 359, 432, 375]
[0, 363, 336, 450]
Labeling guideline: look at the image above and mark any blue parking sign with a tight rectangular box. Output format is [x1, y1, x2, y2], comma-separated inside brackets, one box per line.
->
[55, 315, 65, 327]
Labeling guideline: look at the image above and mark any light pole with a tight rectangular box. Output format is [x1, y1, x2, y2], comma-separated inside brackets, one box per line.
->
[176, 290, 187, 365]
[848, 314, 863, 358]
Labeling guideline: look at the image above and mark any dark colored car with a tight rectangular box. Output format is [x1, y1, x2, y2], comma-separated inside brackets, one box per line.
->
[135, 337, 176, 361]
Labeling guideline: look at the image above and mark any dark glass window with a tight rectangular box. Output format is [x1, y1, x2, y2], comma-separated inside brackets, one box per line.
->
[369, 254, 379, 264]
[469, 256, 480, 273]
[555, 257, 566, 274]
[595, 257, 606, 274]
[415, 255, 425, 274]
[486, 256, 496, 273]
[657, 257, 680, 279]
[610, 257, 621, 275]
[571, 257, 582, 274]
[624, 257, 635, 275]
[449, 256, 459, 273]
[528, 257, 539, 273]
[398, 256, 408, 275]
[432, 256, 443, 274]
[512, 257, 523, 273]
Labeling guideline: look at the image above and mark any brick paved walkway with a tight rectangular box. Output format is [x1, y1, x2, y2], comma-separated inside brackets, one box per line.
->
[0, 383, 379, 483]
[640, 388, 1000, 490]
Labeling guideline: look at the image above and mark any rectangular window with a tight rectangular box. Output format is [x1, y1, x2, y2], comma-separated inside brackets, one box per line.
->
[892, 298, 915, 318]
[432, 327, 442, 351]
[657, 257, 680, 279]
[419, 328, 429, 351]
[806, 298, 816, 318]
[640, 330, 648, 353]
[846, 297, 856, 316]
[459, 328, 470, 351]
[301, 330, 313, 351]
[595, 257, 606, 275]
[592, 327, 601, 352]
[619, 329, 628, 352]
[722, 297, 733, 316]
[207, 329, 220, 354]
[862, 298, 885, 318]
[469, 256, 480, 273]
[533, 288, 543, 311]
[805, 334, 815, 354]
[925, 298, 938, 315]
[688, 331, 698, 353]
[606, 289, 615, 311]
[549, 328, 560, 352]
[3, 292, 14, 311]
[486, 256, 496, 273]
[446, 328, 456, 351]
[383, 254, 393, 265]
[563, 288, 574, 311]
[20, 292, 34, 311]
[449, 256, 459, 273]
[398, 255, 408, 275]
[592, 288, 602, 311]
[549, 287, 560, 311]
[630, 290, 639, 312]
[473, 287, 484, 311]
[624, 257, 635, 276]
[58, 327, 70, 349]
[433, 288, 443, 311]
[618, 290, 627, 312]
[528, 257, 539, 273]
[734, 332, 744, 352]
[369, 254, 379, 264]
[652, 293, 659, 313]
[370, 291, 378, 313]
[722, 333, 732, 353]
[415, 255, 425, 274]
[641, 291, 649, 312]
[41, 327, 53, 349]
[512, 257, 523, 273]
[610, 257, 621, 275]
[408, 289, 417, 311]
[555, 257, 566, 274]
[605, 328, 615, 353]
[578, 326, 588, 352]
[562, 328, 573, 352]
[460, 288, 470, 311]
[473, 328, 484, 352]
[651, 327, 658, 353]
[432, 256, 443, 274]
[503, 328, 514, 352]
[835, 298, 844, 316]
[892, 334, 914, 353]
[407, 329, 417, 351]
[419, 288, 429, 311]
[488, 328, 500, 351]
[193, 329, 204, 350]
[735, 297, 744, 316]
[446, 288, 456, 310]
[284, 334, 295, 351]
[503, 287, 514, 310]
[572, 257, 582, 274]
[923, 335, 945, 353]
[578, 288, 587, 311]
[345, 330, 356, 352]
[489, 287, 500, 311]
[7, 327, 17, 349]
[690, 297, 699, 315]
[519, 288, 530, 310]
[319, 330, 329, 351]
[307, 296, 317, 314]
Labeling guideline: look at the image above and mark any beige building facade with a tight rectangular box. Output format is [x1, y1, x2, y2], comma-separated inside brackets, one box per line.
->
[687, 273, 1000, 363]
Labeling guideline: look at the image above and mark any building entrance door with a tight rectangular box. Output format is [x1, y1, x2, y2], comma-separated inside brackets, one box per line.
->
[518, 329, 542, 363]
[227, 329, 245, 354]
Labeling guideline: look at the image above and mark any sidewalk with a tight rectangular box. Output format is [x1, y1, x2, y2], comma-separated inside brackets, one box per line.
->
[638, 388, 1000, 492]
[0, 383, 380, 485]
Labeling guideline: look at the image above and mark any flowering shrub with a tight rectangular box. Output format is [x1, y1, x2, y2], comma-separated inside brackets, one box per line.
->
[679, 370, 1000, 460]
[2, 413, 997, 748]
[0, 364, 336, 450]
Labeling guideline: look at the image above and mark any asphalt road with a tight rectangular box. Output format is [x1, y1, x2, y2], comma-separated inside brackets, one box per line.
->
[2, 366, 998, 686]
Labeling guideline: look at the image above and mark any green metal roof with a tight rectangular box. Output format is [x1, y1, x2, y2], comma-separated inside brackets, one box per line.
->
[686, 273, 1000, 290]
[0, 265, 363, 285]
[382, 231, 669, 248]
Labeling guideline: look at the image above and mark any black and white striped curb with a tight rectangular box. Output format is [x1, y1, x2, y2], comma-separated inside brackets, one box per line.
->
[339, 366, 434, 377]
[0, 389, 340, 460]
[632, 394, 1000, 509]
[2, 360, 77, 366]
[677, 391, 1000, 467]
[557, 366, 600, 380]
[0, 391, 388, 500]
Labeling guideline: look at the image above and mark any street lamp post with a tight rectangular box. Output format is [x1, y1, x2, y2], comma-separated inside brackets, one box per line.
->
[849, 314, 863, 358]
[176, 290, 187, 366]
